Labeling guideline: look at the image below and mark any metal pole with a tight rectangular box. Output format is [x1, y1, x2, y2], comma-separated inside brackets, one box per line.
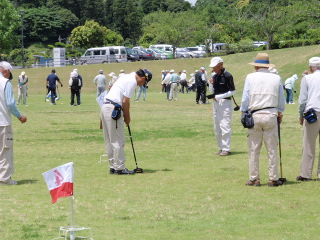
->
[70, 196, 75, 240]
[20, 9, 25, 69]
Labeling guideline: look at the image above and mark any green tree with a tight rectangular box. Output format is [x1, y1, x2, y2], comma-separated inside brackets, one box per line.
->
[0, 0, 20, 53]
[69, 20, 123, 48]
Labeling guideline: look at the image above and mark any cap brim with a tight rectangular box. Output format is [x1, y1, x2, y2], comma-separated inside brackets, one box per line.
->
[9, 72, 13, 80]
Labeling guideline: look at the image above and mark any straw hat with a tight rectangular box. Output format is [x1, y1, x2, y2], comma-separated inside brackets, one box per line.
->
[249, 53, 275, 68]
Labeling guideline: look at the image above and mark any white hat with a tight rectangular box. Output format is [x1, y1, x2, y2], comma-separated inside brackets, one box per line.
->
[0, 61, 13, 80]
[209, 57, 223, 68]
[73, 69, 78, 72]
[108, 72, 115, 77]
[120, 69, 125, 73]
[309, 57, 320, 67]
[99, 70, 103, 74]
[21, 71, 26, 76]
[190, 73, 194, 77]
[183, 70, 187, 73]
[268, 67, 278, 74]
[169, 69, 174, 73]
[200, 67, 206, 70]
[71, 71, 78, 78]
[161, 70, 165, 72]
[292, 74, 298, 81]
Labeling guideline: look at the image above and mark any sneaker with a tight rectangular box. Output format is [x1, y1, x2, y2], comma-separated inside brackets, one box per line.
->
[245, 179, 261, 187]
[219, 150, 231, 156]
[291, 102, 295, 104]
[215, 150, 222, 155]
[268, 180, 280, 187]
[110, 168, 115, 174]
[0, 179, 17, 185]
[55, 97, 60, 101]
[134, 100, 139, 102]
[114, 168, 135, 175]
[296, 175, 311, 181]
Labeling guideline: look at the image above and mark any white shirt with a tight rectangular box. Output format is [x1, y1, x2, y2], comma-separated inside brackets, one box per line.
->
[180, 72, 187, 81]
[299, 70, 320, 118]
[105, 72, 137, 105]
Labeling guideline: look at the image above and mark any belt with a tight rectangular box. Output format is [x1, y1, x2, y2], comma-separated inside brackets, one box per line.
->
[104, 99, 120, 106]
[224, 97, 231, 100]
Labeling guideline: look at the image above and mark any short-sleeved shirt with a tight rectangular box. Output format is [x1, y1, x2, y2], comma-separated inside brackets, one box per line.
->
[104, 72, 137, 106]
[47, 73, 60, 87]
[213, 69, 235, 94]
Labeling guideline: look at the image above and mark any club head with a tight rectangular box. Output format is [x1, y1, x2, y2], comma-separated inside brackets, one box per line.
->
[234, 106, 240, 111]
[134, 168, 143, 173]
[278, 177, 287, 185]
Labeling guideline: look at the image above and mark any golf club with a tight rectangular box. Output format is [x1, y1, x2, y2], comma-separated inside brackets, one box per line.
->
[127, 125, 143, 173]
[56, 85, 61, 100]
[277, 117, 287, 184]
[232, 96, 240, 111]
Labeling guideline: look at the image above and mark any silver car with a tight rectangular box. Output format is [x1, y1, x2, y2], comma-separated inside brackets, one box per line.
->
[174, 48, 191, 58]
[146, 48, 167, 60]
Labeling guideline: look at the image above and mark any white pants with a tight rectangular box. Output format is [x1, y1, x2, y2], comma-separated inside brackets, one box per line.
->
[169, 83, 178, 100]
[247, 113, 278, 181]
[0, 125, 14, 182]
[213, 99, 232, 152]
[17, 85, 27, 105]
[101, 104, 126, 170]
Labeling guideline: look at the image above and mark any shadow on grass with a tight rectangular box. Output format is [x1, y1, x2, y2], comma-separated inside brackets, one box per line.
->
[141, 168, 173, 174]
[17, 179, 39, 185]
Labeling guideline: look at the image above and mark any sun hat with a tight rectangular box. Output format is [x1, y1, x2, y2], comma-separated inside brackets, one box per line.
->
[309, 57, 320, 67]
[183, 70, 187, 73]
[169, 69, 174, 73]
[108, 72, 115, 77]
[200, 67, 206, 70]
[21, 71, 26, 76]
[0, 61, 13, 80]
[209, 57, 223, 68]
[292, 74, 298, 81]
[249, 53, 275, 68]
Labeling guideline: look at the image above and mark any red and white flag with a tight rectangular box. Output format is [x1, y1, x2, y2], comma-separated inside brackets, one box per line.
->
[42, 162, 74, 204]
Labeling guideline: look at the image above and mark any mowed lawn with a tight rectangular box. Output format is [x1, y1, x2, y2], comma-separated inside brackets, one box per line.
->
[0, 45, 320, 240]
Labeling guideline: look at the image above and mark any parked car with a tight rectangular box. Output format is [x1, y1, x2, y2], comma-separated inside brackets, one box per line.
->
[182, 48, 201, 58]
[125, 47, 140, 62]
[132, 46, 145, 51]
[185, 46, 206, 57]
[137, 49, 156, 61]
[174, 48, 191, 58]
[146, 48, 167, 60]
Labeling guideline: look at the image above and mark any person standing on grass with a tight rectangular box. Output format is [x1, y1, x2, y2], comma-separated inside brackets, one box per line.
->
[163, 70, 173, 100]
[297, 57, 320, 182]
[0, 62, 27, 185]
[180, 70, 188, 94]
[240, 53, 285, 187]
[169, 70, 180, 101]
[161, 70, 167, 93]
[93, 70, 107, 97]
[209, 57, 236, 157]
[195, 67, 207, 104]
[69, 71, 82, 106]
[46, 69, 63, 105]
[134, 83, 148, 102]
[101, 69, 152, 175]
[284, 74, 298, 104]
[17, 71, 28, 106]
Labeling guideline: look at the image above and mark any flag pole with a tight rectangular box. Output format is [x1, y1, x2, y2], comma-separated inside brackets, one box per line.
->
[70, 195, 75, 240]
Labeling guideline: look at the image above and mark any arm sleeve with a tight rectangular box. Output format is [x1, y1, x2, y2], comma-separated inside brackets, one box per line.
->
[299, 77, 308, 118]
[240, 78, 250, 112]
[5, 81, 22, 119]
[277, 79, 286, 112]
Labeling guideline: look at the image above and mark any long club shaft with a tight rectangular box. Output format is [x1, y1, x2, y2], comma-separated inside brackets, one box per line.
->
[127, 125, 138, 167]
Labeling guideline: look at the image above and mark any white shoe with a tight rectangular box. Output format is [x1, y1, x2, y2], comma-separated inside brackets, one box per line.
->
[291, 102, 295, 104]
[0, 179, 17, 185]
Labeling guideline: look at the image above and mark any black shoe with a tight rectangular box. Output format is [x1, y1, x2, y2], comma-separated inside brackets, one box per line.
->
[296, 176, 312, 181]
[110, 168, 115, 174]
[268, 180, 280, 187]
[114, 168, 135, 175]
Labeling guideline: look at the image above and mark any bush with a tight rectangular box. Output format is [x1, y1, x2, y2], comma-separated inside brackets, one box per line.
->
[279, 39, 320, 49]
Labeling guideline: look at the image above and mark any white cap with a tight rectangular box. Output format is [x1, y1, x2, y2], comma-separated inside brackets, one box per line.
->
[0, 61, 13, 80]
[183, 70, 187, 73]
[169, 69, 174, 73]
[309, 57, 320, 67]
[108, 72, 115, 77]
[120, 69, 125, 73]
[200, 67, 206, 70]
[21, 71, 26, 76]
[99, 70, 103, 74]
[209, 57, 223, 68]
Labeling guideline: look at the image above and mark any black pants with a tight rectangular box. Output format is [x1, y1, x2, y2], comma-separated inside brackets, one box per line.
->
[71, 89, 80, 105]
[48, 86, 57, 103]
[180, 80, 188, 93]
[196, 86, 206, 103]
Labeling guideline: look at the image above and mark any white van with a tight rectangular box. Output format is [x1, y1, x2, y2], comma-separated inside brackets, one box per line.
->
[79, 47, 116, 64]
[109, 46, 127, 63]
[149, 44, 173, 53]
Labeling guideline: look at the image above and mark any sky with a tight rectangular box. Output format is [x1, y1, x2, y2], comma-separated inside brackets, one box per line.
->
[186, 0, 197, 6]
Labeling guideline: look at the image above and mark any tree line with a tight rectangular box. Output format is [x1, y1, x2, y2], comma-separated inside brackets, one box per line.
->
[0, 0, 319, 63]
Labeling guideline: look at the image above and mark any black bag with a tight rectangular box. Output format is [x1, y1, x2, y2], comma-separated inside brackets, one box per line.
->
[241, 111, 254, 129]
[111, 104, 122, 120]
[304, 108, 317, 124]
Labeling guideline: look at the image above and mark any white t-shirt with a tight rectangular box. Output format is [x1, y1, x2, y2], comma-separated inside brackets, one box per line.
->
[105, 72, 137, 105]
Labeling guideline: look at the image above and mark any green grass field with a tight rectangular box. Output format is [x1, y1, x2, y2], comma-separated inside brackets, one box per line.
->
[1, 45, 320, 239]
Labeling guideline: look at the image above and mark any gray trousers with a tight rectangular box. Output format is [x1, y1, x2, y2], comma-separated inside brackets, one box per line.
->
[101, 104, 126, 170]
[0, 125, 14, 182]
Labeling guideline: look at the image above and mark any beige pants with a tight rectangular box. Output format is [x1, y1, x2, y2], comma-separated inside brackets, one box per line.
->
[300, 112, 320, 179]
[169, 83, 178, 100]
[101, 104, 126, 170]
[0, 125, 14, 182]
[247, 113, 278, 181]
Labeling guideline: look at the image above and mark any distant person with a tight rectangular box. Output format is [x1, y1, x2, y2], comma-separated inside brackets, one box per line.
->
[240, 53, 285, 187]
[0, 61, 27, 185]
[209, 57, 236, 156]
[187, 73, 195, 93]
[73, 69, 83, 104]
[119, 69, 125, 78]
[134, 83, 148, 102]
[93, 70, 107, 97]
[195, 67, 207, 104]
[161, 70, 167, 93]
[101, 69, 152, 175]
[180, 70, 188, 93]
[69, 71, 82, 106]
[284, 74, 298, 104]
[297, 57, 320, 181]
[163, 70, 173, 100]
[108, 72, 118, 90]
[268, 67, 279, 75]
[17, 71, 28, 106]
[169, 70, 180, 101]
[46, 69, 63, 105]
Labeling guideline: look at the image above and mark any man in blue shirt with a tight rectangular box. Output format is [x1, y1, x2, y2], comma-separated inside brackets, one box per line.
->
[46, 69, 63, 105]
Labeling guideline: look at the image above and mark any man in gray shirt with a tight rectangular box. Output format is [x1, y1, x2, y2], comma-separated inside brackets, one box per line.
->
[93, 70, 107, 96]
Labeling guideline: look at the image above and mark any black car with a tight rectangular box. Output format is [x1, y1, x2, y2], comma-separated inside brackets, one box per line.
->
[137, 49, 156, 61]
[125, 47, 140, 62]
